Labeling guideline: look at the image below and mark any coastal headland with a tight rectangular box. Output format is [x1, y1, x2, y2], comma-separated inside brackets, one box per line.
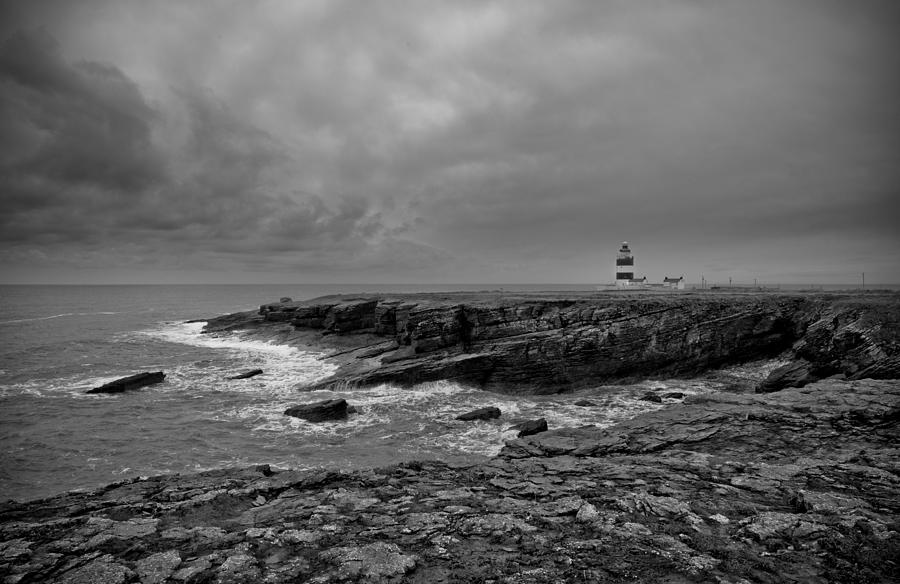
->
[2, 291, 898, 583]
[208, 290, 900, 395]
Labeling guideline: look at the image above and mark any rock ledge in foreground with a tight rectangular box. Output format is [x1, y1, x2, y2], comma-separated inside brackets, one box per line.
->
[5, 379, 898, 584]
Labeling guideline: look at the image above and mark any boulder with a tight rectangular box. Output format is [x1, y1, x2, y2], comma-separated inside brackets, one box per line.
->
[640, 392, 662, 403]
[757, 360, 818, 393]
[284, 399, 350, 422]
[86, 372, 165, 394]
[456, 407, 501, 421]
[228, 369, 263, 380]
[509, 418, 548, 437]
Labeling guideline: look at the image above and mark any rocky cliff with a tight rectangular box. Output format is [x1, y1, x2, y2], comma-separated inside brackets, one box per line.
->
[2, 378, 897, 583]
[207, 291, 900, 394]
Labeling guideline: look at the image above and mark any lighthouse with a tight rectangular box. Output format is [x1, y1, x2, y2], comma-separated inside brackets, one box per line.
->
[615, 242, 634, 287]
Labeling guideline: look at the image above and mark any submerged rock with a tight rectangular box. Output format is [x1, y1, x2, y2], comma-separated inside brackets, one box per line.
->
[640, 392, 662, 403]
[228, 369, 264, 380]
[456, 407, 501, 421]
[509, 418, 548, 437]
[663, 392, 685, 399]
[284, 398, 350, 422]
[85, 372, 165, 394]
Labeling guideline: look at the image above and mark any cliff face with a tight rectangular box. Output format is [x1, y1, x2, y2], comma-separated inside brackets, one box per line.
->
[237, 292, 900, 393]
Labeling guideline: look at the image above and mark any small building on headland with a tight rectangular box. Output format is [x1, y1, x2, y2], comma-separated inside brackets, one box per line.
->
[663, 276, 685, 290]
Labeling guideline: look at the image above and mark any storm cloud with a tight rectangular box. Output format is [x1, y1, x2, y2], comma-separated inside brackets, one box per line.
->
[1, 0, 898, 284]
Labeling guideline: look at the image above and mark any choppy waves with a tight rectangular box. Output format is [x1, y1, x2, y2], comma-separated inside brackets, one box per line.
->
[0, 312, 121, 325]
[143, 321, 338, 394]
[1, 316, 787, 501]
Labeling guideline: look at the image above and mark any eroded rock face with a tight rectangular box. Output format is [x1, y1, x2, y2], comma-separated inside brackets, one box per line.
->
[757, 360, 818, 392]
[240, 291, 900, 394]
[3, 378, 897, 584]
[757, 297, 900, 391]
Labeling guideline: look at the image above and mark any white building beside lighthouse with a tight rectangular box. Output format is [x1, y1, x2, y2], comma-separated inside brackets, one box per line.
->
[615, 242, 645, 287]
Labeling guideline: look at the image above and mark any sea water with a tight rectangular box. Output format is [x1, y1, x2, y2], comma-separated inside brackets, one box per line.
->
[0, 284, 780, 502]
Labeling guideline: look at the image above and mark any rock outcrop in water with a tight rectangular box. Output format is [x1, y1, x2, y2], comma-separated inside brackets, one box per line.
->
[85, 372, 165, 394]
[228, 369, 264, 380]
[284, 398, 352, 423]
[3, 378, 897, 583]
[455, 407, 501, 421]
[508, 418, 548, 437]
[206, 291, 900, 394]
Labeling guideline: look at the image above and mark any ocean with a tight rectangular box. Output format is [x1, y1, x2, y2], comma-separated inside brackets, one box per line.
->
[0, 284, 781, 502]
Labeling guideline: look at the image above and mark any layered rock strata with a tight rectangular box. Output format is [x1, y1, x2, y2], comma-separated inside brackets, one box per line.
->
[206, 291, 900, 394]
[3, 378, 897, 583]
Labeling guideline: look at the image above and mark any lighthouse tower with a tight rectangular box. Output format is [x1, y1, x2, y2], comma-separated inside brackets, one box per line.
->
[615, 242, 634, 287]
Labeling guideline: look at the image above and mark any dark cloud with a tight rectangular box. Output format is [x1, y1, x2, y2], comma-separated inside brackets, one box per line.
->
[1, 1, 898, 284]
[0, 27, 390, 275]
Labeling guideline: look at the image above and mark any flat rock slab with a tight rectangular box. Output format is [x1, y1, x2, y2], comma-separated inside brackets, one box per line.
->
[86, 372, 165, 394]
[284, 398, 349, 422]
[320, 542, 417, 579]
[456, 406, 501, 421]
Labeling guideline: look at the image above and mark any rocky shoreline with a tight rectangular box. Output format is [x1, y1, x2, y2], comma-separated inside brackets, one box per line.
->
[2, 378, 897, 583]
[207, 290, 900, 395]
[2, 291, 899, 583]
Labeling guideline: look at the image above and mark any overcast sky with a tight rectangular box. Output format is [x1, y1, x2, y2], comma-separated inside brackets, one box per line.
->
[1, 0, 898, 285]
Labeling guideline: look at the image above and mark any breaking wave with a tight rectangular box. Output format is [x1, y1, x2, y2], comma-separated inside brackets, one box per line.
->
[0, 312, 121, 325]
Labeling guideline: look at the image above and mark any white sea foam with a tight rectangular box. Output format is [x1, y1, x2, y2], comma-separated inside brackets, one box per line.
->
[0, 373, 136, 398]
[143, 321, 338, 393]
[718, 358, 791, 381]
[0, 312, 120, 325]
[224, 378, 691, 459]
